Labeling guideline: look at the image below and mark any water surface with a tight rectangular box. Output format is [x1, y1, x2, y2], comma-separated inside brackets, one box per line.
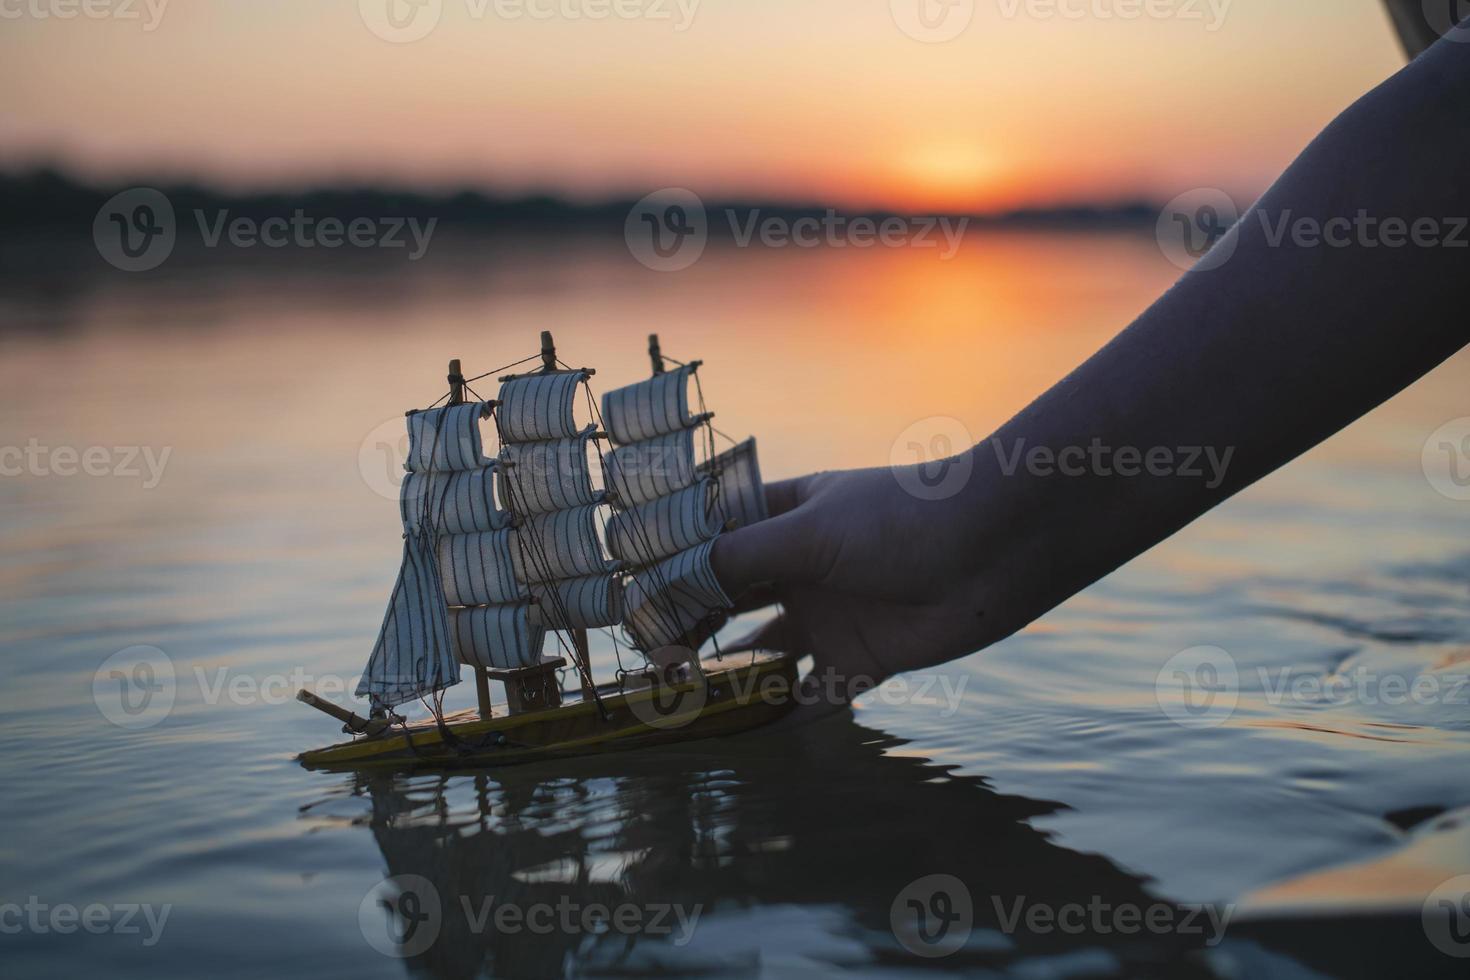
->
[3, 231, 1468, 978]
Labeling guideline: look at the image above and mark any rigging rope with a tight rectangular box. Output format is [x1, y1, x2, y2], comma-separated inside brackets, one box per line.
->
[569, 354, 723, 659]
[490, 398, 608, 716]
[570, 361, 699, 656]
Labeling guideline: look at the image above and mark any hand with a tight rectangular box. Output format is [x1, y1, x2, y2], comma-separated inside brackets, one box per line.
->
[711, 460, 998, 719]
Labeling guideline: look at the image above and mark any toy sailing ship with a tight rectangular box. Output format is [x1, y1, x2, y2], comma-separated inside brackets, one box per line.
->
[297, 332, 796, 770]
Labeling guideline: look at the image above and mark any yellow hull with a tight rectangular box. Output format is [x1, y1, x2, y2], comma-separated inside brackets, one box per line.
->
[298, 651, 798, 772]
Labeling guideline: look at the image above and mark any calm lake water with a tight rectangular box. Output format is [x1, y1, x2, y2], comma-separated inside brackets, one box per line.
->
[2, 230, 1468, 978]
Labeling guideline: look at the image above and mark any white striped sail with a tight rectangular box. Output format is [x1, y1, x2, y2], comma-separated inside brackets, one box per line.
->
[509, 504, 616, 584]
[497, 371, 586, 443]
[599, 360, 768, 653]
[498, 428, 601, 515]
[600, 362, 696, 445]
[621, 539, 732, 651]
[358, 402, 498, 708]
[602, 427, 697, 507]
[449, 603, 545, 671]
[400, 465, 507, 536]
[437, 529, 524, 607]
[405, 402, 492, 473]
[496, 372, 622, 639]
[529, 575, 624, 631]
[605, 477, 721, 567]
[697, 438, 768, 531]
[357, 531, 458, 708]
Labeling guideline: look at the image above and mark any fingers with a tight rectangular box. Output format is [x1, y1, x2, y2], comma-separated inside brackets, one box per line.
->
[713, 615, 851, 730]
[711, 510, 822, 601]
[712, 475, 822, 600]
[728, 583, 780, 615]
[763, 476, 809, 518]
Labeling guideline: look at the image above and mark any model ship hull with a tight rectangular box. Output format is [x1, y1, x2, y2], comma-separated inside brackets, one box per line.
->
[299, 651, 797, 772]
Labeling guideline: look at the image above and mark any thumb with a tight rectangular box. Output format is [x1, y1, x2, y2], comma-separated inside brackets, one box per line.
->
[711, 510, 822, 600]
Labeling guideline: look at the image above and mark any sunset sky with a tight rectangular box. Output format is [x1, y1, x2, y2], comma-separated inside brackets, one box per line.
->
[0, 1, 1406, 211]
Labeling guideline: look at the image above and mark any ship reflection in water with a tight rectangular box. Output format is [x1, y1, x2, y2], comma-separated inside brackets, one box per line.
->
[304, 711, 1435, 979]
[316, 716, 1198, 977]
[310, 705, 1470, 980]
[5, 232, 1469, 979]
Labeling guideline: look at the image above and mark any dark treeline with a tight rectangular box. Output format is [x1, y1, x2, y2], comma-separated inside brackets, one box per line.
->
[1, 167, 1159, 237]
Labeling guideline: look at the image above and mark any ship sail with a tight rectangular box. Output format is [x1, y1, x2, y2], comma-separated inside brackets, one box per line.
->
[698, 438, 769, 531]
[354, 340, 766, 719]
[494, 370, 623, 683]
[600, 355, 768, 652]
[357, 401, 499, 710]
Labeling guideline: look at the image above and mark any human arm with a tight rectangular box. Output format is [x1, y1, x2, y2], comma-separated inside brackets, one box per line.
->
[711, 33, 1470, 706]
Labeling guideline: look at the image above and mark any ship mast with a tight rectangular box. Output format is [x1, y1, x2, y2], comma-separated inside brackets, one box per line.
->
[489, 330, 614, 716]
[537, 331, 596, 705]
[446, 357, 497, 720]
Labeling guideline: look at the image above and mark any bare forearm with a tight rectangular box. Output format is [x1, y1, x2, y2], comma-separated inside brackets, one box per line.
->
[960, 37, 1470, 650]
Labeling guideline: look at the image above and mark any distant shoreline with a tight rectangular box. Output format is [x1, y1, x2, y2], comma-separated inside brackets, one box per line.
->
[2, 167, 1162, 238]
